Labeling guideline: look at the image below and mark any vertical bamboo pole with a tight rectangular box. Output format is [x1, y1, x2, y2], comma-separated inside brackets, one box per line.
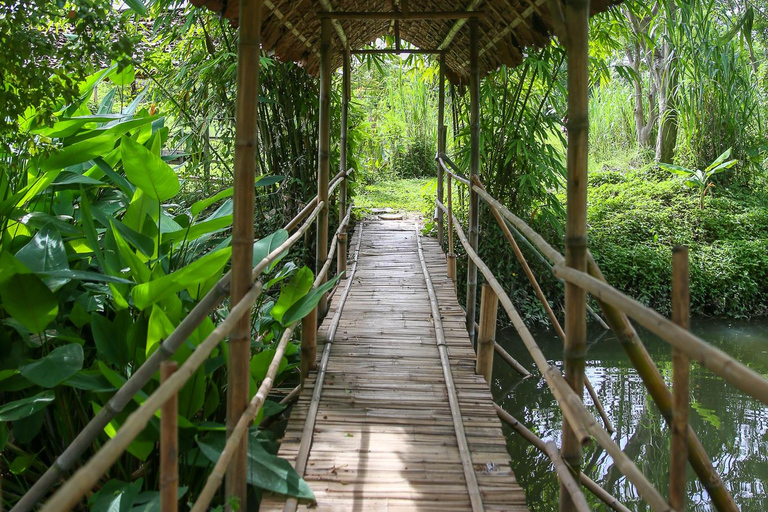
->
[338, 46, 350, 277]
[160, 361, 178, 512]
[670, 245, 690, 511]
[466, 17, 480, 345]
[226, 0, 261, 507]
[447, 174, 457, 286]
[561, 0, 590, 508]
[317, 18, 332, 315]
[476, 283, 499, 383]
[436, 53, 446, 247]
[301, 307, 318, 380]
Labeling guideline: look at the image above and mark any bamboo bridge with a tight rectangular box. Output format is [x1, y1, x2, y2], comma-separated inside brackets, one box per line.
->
[10, 1, 768, 512]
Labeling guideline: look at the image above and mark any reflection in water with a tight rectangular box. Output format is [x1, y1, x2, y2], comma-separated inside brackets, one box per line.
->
[492, 318, 768, 511]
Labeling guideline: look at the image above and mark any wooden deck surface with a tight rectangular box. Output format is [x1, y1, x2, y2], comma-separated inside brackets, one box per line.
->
[261, 219, 528, 511]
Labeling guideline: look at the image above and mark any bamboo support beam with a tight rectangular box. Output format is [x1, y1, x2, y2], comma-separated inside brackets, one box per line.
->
[466, 17, 480, 345]
[438, 0, 483, 49]
[41, 281, 265, 512]
[474, 177, 614, 433]
[670, 246, 690, 511]
[545, 441, 591, 512]
[227, 0, 261, 504]
[494, 405, 631, 512]
[436, 53, 446, 247]
[300, 308, 318, 380]
[476, 284, 498, 383]
[319, 10, 485, 20]
[160, 362, 178, 512]
[494, 342, 531, 377]
[338, 47, 350, 276]
[316, 18, 332, 316]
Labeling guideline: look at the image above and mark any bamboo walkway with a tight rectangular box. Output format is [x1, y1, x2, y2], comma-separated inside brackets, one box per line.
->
[262, 218, 527, 512]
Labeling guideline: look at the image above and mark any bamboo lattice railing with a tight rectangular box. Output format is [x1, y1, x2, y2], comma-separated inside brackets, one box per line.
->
[11, 168, 354, 512]
[435, 151, 768, 510]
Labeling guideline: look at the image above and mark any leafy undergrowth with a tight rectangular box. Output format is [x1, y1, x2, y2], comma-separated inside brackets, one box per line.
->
[587, 165, 768, 318]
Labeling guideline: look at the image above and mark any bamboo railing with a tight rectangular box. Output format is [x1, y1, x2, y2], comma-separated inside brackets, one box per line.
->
[434, 155, 768, 511]
[13, 168, 354, 512]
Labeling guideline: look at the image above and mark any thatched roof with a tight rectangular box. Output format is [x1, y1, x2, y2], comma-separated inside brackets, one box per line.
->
[190, 0, 618, 83]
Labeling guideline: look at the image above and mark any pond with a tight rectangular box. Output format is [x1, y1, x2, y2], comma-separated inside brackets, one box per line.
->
[492, 318, 768, 511]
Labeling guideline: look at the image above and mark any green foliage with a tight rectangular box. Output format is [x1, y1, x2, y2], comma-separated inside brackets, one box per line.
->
[659, 148, 739, 209]
[0, 69, 321, 510]
[588, 168, 768, 317]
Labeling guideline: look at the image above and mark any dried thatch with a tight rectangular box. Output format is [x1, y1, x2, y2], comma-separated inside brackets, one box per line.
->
[190, 0, 618, 82]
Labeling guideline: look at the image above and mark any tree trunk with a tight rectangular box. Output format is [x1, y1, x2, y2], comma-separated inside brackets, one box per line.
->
[625, 7, 656, 148]
[655, 7, 678, 163]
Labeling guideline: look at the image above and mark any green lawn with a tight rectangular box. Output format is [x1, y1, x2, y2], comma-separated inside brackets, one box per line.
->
[353, 178, 436, 217]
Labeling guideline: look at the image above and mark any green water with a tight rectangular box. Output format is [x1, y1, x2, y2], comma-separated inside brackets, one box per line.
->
[492, 318, 768, 511]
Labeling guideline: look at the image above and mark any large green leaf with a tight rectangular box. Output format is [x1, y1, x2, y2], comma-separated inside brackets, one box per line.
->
[250, 349, 288, 382]
[121, 136, 180, 201]
[197, 430, 315, 501]
[111, 65, 136, 86]
[15, 223, 68, 273]
[270, 267, 313, 324]
[0, 391, 55, 422]
[281, 275, 342, 326]
[253, 229, 290, 269]
[19, 344, 84, 388]
[38, 132, 121, 173]
[190, 187, 234, 217]
[91, 314, 130, 367]
[0, 274, 58, 333]
[37, 269, 133, 285]
[131, 248, 232, 310]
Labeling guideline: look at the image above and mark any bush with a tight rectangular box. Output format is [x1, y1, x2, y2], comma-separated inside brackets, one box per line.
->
[392, 141, 435, 179]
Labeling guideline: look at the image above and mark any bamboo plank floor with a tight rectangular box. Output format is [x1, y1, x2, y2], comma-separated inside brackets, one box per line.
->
[261, 219, 527, 511]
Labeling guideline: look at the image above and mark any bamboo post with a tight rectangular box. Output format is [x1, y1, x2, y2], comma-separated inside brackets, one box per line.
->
[226, 0, 261, 507]
[476, 284, 498, 383]
[160, 361, 178, 512]
[317, 18, 332, 315]
[301, 307, 318, 380]
[670, 245, 690, 511]
[494, 342, 530, 377]
[466, 17, 480, 344]
[436, 53, 446, 247]
[446, 173, 457, 286]
[561, 0, 590, 507]
[545, 441, 591, 512]
[338, 46, 350, 275]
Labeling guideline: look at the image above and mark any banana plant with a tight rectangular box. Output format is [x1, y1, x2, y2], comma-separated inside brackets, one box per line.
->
[659, 148, 738, 209]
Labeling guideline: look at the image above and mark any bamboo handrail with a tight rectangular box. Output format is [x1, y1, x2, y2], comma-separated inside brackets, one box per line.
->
[11, 197, 328, 512]
[415, 224, 484, 512]
[460, 178, 736, 508]
[494, 341, 530, 377]
[554, 265, 768, 406]
[474, 177, 614, 433]
[41, 281, 266, 512]
[493, 405, 631, 512]
[439, 201, 672, 511]
[437, 200, 589, 446]
[285, 167, 349, 232]
[438, 155, 470, 186]
[191, 322, 298, 512]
